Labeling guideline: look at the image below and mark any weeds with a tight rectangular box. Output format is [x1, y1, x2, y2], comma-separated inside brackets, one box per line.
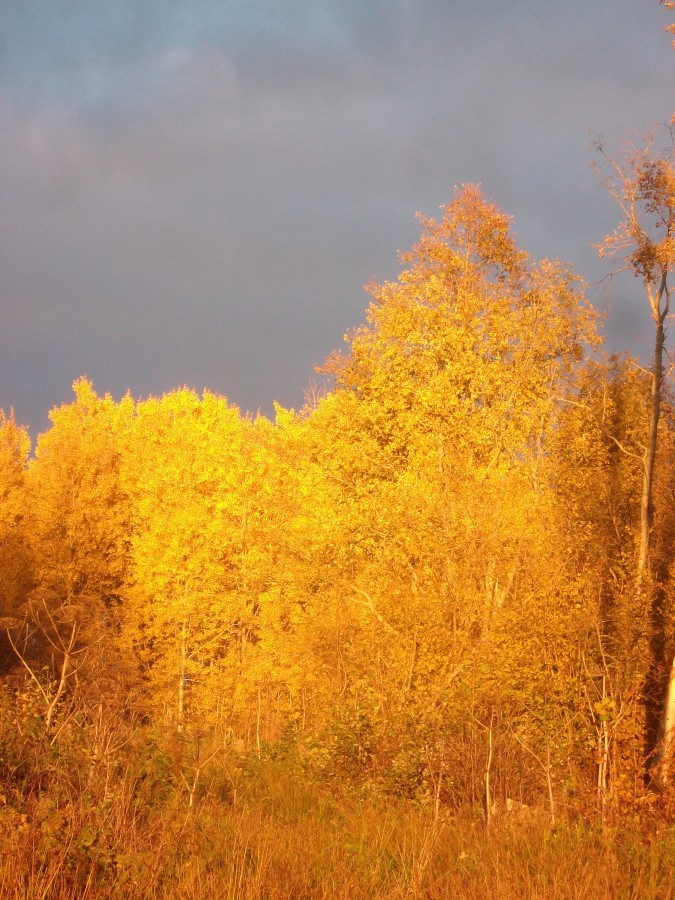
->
[0, 682, 674, 898]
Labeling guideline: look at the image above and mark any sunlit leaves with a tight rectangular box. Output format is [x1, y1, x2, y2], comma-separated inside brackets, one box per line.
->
[594, 139, 675, 305]
[7, 184, 674, 812]
[0, 411, 32, 624]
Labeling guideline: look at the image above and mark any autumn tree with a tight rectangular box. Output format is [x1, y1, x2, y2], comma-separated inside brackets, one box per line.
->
[0, 411, 33, 670]
[552, 355, 675, 812]
[18, 379, 134, 728]
[233, 407, 337, 751]
[118, 387, 335, 747]
[595, 138, 673, 577]
[313, 186, 603, 808]
[595, 137, 675, 781]
[119, 389, 249, 732]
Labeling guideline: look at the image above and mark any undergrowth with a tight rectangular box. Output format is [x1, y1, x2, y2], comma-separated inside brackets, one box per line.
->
[0, 683, 674, 899]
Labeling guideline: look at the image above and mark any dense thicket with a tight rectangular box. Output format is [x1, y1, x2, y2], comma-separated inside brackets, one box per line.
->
[1, 186, 675, 896]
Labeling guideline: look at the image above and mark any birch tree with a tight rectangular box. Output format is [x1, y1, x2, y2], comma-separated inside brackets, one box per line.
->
[0, 411, 33, 672]
[120, 389, 247, 731]
[315, 186, 602, 802]
[595, 136, 675, 782]
[17, 379, 133, 724]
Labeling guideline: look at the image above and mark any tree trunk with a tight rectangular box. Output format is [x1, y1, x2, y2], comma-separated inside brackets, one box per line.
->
[644, 276, 672, 786]
[485, 709, 494, 831]
[660, 656, 675, 785]
[177, 620, 187, 733]
[638, 311, 665, 577]
[45, 626, 76, 732]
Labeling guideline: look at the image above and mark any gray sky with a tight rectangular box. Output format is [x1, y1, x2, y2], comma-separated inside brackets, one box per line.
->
[1, 0, 673, 439]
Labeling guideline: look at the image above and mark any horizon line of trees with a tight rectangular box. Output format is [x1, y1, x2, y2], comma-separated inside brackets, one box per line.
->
[1, 2, 675, 825]
[1, 172, 674, 823]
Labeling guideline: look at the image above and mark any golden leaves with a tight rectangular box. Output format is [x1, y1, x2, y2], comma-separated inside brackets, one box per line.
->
[594, 137, 675, 287]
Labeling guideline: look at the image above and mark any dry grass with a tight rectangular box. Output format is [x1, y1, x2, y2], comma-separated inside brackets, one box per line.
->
[0, 752, 674, 899]
[0, 683, 673, 899]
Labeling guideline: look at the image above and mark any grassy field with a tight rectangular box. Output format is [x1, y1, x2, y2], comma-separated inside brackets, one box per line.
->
[1, 741, 674, 900]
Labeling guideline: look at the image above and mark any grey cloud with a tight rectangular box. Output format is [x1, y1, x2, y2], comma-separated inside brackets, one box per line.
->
[1, 0, 673, 436]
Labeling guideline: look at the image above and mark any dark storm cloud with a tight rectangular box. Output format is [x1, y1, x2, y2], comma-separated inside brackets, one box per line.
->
[1, 1, 673, 438]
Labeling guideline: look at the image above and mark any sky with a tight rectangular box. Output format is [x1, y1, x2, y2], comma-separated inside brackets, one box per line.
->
[1, 0, 674, 440]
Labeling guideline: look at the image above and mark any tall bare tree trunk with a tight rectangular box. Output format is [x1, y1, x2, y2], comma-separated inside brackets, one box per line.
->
[638, 296, 665, 577]
[594, 140, 674, 787]
[643, 274, 673, 786]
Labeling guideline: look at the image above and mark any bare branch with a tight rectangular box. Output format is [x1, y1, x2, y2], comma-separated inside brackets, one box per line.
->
[555, 394, 645, 462]
[340, 581, 399, 634]
[5, 625, 50, 706]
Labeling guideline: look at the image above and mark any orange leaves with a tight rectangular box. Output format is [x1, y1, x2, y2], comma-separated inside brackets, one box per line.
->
[27, 378, 131, 609]
[7, 175, 673, 807]
[594, 138, 675, 289]
[304, 189, 610, 796]
[404, 184, 527, 282]
[0, 410, 30, 534]
[0, 411, 33, 622]
[325, 186, 599, 482]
